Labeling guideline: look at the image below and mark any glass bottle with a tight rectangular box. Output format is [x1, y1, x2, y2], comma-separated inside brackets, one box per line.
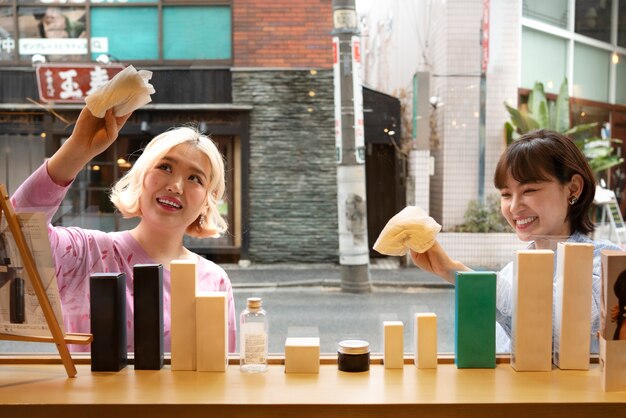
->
[240, 297, 268, 373]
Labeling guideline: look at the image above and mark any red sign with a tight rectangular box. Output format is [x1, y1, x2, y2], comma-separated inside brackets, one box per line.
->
[35, 63, 126, 103]
[352, 38, 361, 64]
[481, 0, 490, 73]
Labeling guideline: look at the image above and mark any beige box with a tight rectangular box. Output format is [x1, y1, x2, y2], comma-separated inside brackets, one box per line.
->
[384, 321, 404, 369]
[284, 337, 320, 374]
[414, 313, 437, 369]
[170, 259, 197, 371]
[553, 242, 594, 370]
[196, 292, 228, 372]
[599, 336, 626, 391]
[510, 250, 553, 372]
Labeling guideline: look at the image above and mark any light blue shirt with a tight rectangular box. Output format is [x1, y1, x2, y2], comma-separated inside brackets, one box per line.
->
[495, 231, 622, 353]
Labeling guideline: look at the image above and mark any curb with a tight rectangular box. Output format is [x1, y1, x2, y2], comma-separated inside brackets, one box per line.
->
[232, 280, 453, 289]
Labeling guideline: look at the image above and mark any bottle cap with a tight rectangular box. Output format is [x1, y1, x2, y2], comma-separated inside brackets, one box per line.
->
[247, 297, 262, 309]
[338, 339, 370, 355]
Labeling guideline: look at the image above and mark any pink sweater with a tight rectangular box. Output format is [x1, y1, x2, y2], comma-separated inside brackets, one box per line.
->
[11, 163, 236, 353]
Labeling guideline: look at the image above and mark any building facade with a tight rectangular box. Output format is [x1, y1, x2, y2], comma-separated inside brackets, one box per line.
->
[0, 0, 351, 263]
[359, 0, 626, 230]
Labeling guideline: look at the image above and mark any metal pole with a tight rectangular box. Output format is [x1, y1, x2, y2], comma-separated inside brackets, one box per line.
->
[332, 0, 371, 293]
[478, 0, 490, 205]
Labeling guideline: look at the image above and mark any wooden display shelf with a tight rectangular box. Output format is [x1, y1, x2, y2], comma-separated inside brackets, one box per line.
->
[0, 361, 624, 418]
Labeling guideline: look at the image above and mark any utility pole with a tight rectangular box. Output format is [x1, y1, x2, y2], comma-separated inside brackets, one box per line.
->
[478, 0, 490, 205]
[332, 0, 371, 293]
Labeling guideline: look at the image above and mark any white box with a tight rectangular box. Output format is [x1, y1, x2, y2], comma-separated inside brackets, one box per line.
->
[554, 242, 594, 370]
[170, 259, 197, 371]
[196, 292, 228, 372]
[414, 313, 437, 369]
[284, 337, 320, 374]
[384, 321, 404, 369]
[511, 250, 553, 371]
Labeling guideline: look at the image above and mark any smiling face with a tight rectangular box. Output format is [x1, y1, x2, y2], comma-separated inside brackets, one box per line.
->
[138, 143, 211, 233]
[499, 170, 582, 246]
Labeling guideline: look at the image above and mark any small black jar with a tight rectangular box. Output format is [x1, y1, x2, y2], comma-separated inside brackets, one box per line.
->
[337, 340, 370, 372]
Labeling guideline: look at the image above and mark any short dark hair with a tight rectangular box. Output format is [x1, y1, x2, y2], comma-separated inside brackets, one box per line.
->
[493, 129, 595, 235]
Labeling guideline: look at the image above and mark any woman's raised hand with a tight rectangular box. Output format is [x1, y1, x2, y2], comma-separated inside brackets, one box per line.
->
[71, 107, 132, 157]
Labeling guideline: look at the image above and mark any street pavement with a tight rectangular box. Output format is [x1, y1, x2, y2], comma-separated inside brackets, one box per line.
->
[225, 259, 456, 354]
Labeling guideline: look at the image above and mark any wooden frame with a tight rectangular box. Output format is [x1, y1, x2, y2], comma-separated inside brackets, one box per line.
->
[0, 184, 91, 378]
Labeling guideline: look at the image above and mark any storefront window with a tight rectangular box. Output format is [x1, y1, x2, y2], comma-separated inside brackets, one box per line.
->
[1, 1, 231, 64]
[521, 27, 567, 94]
[163, 6, 231, 60]
[0, 7, 14, 61]
[573, 42, 610, 103]
[90, 7, 158, 61]
[522, 0, 568, 28]
[575, 0, 612, 43]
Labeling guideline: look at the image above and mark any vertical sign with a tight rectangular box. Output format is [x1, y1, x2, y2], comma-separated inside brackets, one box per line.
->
[351, 35, 365, 164]
[481, 0, 490, 74]
[333, 36, 342, 164]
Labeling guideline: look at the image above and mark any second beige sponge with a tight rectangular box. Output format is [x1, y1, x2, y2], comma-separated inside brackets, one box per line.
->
[373, 206, 441, 256]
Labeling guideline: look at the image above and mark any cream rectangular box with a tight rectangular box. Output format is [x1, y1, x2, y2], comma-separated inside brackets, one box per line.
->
[384, 321, 404, 369]
[553, 242, 593, 370]
[599, 336, 626, 391]
[511, 250, 553, 372]
[170, 259, 197, 371]
[414, 313, 437, 369]
[284, 337, 320, 374]
[599, 250, 626, 391]
[196, 292, 228, 372]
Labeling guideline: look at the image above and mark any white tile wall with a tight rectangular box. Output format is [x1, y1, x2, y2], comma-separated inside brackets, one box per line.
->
[427, 0, 520, 230]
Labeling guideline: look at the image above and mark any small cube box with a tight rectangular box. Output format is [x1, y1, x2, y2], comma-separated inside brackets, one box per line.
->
[284, 337, 320, 374]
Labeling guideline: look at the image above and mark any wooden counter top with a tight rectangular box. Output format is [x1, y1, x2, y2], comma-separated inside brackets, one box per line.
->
[1, 361, 625, 417]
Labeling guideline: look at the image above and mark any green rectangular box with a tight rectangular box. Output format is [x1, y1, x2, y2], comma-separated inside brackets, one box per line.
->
[455, 271, 496, 368]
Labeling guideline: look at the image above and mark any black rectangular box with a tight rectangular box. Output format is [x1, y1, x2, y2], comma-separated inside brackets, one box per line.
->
[10, 276, 24, 324]
[90, 272, 127, 372]
[133, 264, 164, 370]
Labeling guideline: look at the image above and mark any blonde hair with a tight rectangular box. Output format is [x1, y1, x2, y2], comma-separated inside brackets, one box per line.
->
[110, 127, 227, 238]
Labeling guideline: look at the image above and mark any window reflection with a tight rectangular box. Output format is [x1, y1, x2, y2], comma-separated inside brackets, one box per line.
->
[17, 6, 87, 62]
[523, 0, 568, 28]
[617, 1, 626, 47]
[0, 7, 13, 61]
[575, 0, 612, 43]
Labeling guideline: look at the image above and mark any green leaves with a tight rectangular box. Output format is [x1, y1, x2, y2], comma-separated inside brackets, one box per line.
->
[503, 78, 622, 178]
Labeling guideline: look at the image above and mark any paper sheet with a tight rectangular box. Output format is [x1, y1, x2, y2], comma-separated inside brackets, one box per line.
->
[0, 212, 64, 337]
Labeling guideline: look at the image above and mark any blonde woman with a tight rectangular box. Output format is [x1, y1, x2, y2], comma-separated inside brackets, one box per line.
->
[11, 107, 236, 352]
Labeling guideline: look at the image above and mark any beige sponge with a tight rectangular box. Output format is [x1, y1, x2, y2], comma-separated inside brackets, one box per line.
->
[373, 206, 441, 256]
[85, 65, 155, 118]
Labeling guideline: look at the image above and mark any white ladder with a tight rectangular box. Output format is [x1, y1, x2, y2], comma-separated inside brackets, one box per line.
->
[595, 186, 626, 246]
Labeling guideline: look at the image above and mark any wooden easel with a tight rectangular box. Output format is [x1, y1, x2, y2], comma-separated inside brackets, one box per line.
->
[0, 184, 92, 377]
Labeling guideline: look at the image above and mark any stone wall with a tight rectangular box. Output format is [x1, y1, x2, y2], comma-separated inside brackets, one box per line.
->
[232, 69, 339, 262]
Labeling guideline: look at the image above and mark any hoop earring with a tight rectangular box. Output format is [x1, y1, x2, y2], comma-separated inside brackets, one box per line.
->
[568, 195, 578, 205]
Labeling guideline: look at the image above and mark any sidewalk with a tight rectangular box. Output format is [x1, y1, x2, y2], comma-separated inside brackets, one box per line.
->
[222, 258, 451, 289]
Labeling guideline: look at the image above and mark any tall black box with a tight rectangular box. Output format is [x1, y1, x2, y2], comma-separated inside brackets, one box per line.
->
[133, 264, 164, 370]
[90, 272, 127, 372]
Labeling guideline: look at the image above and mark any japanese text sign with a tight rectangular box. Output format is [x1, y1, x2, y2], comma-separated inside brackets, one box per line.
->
[35, 63, 125, 103]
